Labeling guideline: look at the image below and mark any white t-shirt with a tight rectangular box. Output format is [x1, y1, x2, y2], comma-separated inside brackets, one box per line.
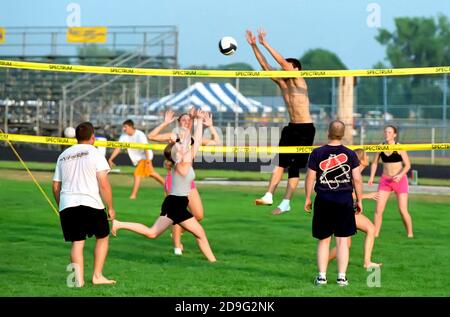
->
[95, 136, 107, 157]
[118, 129, 153, 166]
[53, 144, 111, 211]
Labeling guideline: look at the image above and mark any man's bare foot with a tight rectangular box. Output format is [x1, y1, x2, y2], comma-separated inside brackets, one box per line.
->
[111, 219, 118, 237]
[364, 262, 382, 268]
[92, 275, 116, 285]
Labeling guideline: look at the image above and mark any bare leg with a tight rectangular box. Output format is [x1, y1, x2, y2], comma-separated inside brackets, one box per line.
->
[172, 188, 204, 252]
[396, 193, 414, 237]
[150, 172, 165, 186]
[130, 175, 141, 199]
[179, 218, 216, 262]
[71, 240, 85, 287]
[172, 224, 184, 250]
[284, 177, 299, 200]
[272, 177, 299, 215]
[329, 237, 352, 263]
[256, 166, 284, 205]
[188, 188, 204, 220]
[335, 237, 350, 275]
[373, 190, 391, 237]
[92, 236, 116, 285]
[317, 237, 331, 274]
[355, 213, 382, 268]
[112, 216, 173, 239]
[267, 166, 284, 194]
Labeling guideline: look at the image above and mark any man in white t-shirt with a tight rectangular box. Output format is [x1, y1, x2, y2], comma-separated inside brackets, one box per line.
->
[52, 122, 116, 287]
[108, 119, 164, 199]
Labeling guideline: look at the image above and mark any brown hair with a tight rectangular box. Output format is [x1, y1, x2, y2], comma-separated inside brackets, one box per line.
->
[384, 125, 398, 142]
[177, 113, 190, 122]
[164, 143, 175, 164]
[286, 58, 302, 70]
[354, 148, 365, 163]
[328, 120, 345, 140]
[122, 119, 134, 128]
[385, 124, 397, 134]
[75, 122, 94, 142]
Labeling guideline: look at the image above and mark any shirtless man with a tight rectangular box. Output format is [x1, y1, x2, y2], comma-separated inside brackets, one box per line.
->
[246, 29, 316, 215]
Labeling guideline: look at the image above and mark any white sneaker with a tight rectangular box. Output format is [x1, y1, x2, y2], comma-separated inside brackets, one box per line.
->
[314, 276, 327, 286]
[337, 277, 349, 286]
[174, 248, 183, 256]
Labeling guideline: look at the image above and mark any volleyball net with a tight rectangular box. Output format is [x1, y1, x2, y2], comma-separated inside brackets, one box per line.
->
[0, 59, 449, 160]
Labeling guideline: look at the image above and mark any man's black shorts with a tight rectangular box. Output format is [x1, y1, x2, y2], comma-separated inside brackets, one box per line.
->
[59, 206, 110, 242]
[312, 192, 357, 239]
[160, 195, 193, 225]
[277, 123, 315, 178]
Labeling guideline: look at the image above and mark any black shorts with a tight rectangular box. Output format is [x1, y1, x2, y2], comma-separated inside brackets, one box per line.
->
[160, 195, 193, 225]
[277, 123, 315, 178]
[59, 206, 110, 242]
[312, 192, 356, 239]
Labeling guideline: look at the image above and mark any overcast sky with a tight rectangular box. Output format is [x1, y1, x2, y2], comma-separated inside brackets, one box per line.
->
[1, 0, 448, 69]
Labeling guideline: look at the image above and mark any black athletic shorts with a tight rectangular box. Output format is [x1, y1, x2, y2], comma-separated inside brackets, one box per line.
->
[160, 195, 193, 225]
[59, 205, 110, 242]
[277, 123, 315, 178]
[312, 192, 357, 239]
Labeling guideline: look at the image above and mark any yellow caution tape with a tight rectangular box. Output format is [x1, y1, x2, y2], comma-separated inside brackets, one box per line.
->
[1, 133, 449, 153]
[0, 59, 449, 78]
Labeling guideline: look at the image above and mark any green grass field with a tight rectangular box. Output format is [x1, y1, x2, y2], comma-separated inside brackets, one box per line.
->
[1, 160, 450, 186]
[0, 169, 450, 297]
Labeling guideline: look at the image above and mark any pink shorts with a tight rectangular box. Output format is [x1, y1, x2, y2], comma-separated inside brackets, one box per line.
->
[164, 172, 196, 194]
[378, 174, 408, 194]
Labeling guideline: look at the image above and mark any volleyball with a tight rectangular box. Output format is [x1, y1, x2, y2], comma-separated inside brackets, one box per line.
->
[218, 36, 237, 55]
[64, 127, 76, 138]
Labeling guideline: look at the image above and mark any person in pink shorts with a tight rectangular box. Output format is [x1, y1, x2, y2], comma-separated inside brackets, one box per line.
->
[368, 125, 413, 238]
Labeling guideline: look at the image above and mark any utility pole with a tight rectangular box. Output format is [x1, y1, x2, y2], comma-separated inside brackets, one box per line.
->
[338, 76, 355, 145]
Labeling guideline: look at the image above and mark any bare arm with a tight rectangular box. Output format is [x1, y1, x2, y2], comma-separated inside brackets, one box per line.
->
[304, 168, 316, 212]
[257, 29, 293, 71]
[97, 170, 115, 220]
[246, 30, 280, 84]
[393, 150, 411, 182]
[352, 167, 364, 214]
[147, 110, 176, 142]
[108, 147, 121, 166]
[201, 112, 222, 145]
[52, 181, 61, 206]
[368, 152, 381, 185]
[191, 116, 204, 158]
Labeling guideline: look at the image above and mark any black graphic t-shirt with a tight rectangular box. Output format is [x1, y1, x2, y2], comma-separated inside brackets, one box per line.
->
[308, 145, 360, 194]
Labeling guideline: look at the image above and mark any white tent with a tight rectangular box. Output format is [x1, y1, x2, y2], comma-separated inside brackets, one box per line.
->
[147, 82, 272, 113]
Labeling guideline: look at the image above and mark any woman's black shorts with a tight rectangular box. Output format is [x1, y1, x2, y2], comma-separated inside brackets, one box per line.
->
[160, 195, 193, 224]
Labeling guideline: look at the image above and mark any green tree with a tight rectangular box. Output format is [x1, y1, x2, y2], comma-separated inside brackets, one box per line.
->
[300, 48, 347, 106]
[375, 14, 450, 118]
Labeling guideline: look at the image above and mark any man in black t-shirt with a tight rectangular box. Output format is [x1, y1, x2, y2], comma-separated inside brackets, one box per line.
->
[304, 120, 363, 287]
